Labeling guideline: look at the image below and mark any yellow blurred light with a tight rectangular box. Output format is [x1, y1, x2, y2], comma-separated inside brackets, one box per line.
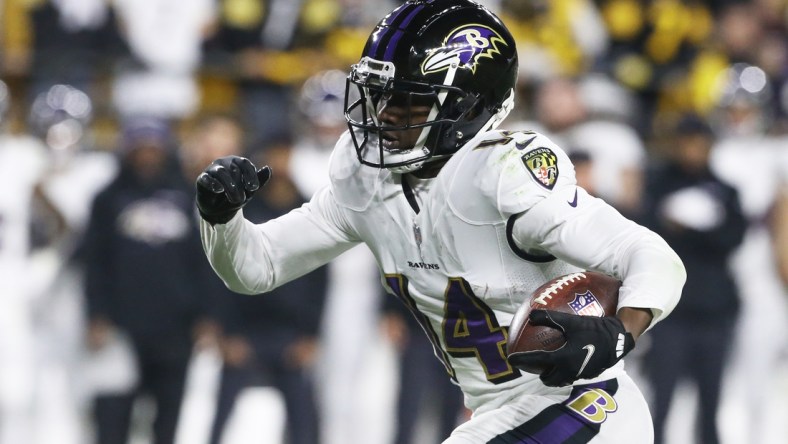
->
[614, 54, 653, 90]
[688, 51, 729, 113]
[222, 0, 264, 29]
[325, 28, 369, 67]
[602, 0, 644, 40]
[301, 0, 342, 33]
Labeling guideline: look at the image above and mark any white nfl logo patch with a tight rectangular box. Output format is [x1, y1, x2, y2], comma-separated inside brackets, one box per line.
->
[568, 291, 605, 317]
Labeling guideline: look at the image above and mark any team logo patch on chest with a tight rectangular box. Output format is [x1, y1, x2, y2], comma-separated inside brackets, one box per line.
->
[568, 291, 605, 317]
[521, 147, 558, 190]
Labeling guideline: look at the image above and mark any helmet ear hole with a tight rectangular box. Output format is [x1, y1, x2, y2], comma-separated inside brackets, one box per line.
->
[454, 95, 479, 118]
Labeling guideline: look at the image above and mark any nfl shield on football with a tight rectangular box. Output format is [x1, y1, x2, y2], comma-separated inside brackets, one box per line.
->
[506, 271, 621, 370]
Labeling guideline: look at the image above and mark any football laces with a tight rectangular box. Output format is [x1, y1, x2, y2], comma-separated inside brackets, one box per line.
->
[532, 272, 587, 306]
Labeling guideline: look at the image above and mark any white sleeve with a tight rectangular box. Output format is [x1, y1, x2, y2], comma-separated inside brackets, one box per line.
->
[511, 185, 686, 328]
[200, 186, 361, 295]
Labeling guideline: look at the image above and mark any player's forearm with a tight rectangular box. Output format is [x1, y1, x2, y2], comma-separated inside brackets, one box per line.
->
[200, 189, 361, 295]
[617, 307, 653, 341]
[200, 212, 276, 295]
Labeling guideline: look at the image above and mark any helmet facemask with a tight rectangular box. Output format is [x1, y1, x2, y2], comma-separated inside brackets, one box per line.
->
[345, 57, 481, 173]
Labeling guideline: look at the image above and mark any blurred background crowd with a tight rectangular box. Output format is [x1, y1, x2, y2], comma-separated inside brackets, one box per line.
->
[0, 0, 787, 443]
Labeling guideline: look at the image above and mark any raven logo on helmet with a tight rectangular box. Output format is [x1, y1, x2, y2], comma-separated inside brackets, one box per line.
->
[421, 24, 509, 75]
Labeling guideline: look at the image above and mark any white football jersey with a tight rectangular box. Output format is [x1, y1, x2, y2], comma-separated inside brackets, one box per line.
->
[201, 128, 685, 414]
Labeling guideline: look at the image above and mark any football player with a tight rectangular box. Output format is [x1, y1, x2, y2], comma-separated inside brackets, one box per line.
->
[196, 1, 686, 442]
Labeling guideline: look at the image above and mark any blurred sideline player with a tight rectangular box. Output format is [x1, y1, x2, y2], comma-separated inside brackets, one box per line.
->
[195, 1, 686, 443]
[0, 82, 113, 444]
[709, 63, 788, 444]
[83, 118, 217, 444]
[290, 69, 387, 444]
[27, 84, 118, 444]
[0, 79, 49, 444]
[639, 114, 746, 444]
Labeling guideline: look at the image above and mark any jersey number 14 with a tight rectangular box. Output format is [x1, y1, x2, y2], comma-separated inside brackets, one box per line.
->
[386, 275, 521, 384]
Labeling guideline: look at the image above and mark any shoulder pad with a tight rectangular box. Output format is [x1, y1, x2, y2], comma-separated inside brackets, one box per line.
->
[328, 130, 390, 211]
[449, 130, 576, 220]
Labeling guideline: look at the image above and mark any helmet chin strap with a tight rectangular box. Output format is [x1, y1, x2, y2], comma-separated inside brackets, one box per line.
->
[482, 87, 515, 132]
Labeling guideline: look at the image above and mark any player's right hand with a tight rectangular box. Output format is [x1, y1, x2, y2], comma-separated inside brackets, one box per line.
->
[511, 310, 634, 387]
[195, 156, 271, 225]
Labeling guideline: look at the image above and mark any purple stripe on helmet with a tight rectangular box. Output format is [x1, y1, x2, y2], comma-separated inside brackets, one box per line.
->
[382, 30, 403, 61]
[369, 3, 414, 56]
[382, 5, 424, 61]
[382, 3, 412, 26]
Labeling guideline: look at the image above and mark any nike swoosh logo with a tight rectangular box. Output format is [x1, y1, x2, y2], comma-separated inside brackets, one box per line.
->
[567, 188, 578, 207]
[515, 136, 536, 151]
[577, 344, 595, 377]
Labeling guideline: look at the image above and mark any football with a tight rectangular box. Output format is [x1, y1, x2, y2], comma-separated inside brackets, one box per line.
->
[506, 271, 621, 374]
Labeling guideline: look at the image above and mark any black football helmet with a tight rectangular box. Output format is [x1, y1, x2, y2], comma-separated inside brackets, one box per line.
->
[345, 0, 518, 172]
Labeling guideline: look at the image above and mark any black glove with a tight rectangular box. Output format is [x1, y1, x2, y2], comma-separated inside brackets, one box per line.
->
[508, 309, 635, 387]
[195, 156, 271, 225]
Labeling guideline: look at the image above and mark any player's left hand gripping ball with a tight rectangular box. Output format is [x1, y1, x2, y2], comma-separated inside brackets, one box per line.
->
[196, 156, 271, 225]
[509, 310, 635, 387]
